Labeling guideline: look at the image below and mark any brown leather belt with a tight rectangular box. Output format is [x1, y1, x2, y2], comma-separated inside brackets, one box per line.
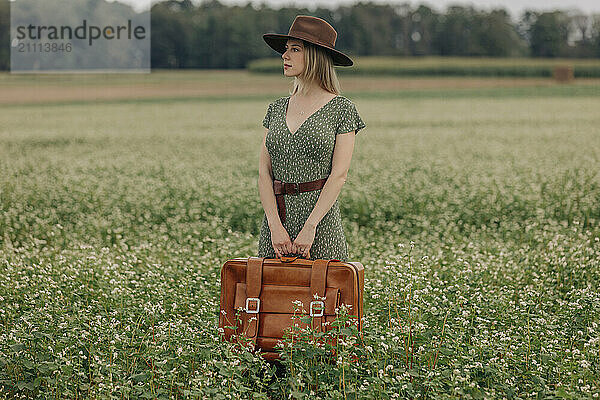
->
[273, 177, 328, 223]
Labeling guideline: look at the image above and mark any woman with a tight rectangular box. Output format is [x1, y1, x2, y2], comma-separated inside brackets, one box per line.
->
[258, 15, 366, 262]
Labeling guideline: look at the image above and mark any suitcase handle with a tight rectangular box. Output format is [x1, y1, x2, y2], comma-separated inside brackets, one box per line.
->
[279, 250, 310, 262]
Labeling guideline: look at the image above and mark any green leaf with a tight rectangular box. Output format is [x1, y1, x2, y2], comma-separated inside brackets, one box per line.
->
[341, 328, 354, 336]
[290, 390, 306, 399]
[471, 387, 484, 399]
[556, 387, 572, 399]
[10, 343, 26, 353]
[131, 372, 150, 382]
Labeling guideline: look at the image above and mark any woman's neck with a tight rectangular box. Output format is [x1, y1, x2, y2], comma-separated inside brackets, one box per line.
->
[294, 84, 329, 98]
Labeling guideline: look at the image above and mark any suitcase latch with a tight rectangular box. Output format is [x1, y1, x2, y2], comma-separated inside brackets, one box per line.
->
[310, 300, 324, 317]
[245, 297, 260, 314]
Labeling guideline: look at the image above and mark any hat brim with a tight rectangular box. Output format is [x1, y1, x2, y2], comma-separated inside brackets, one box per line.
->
[263, 33, 354, 67]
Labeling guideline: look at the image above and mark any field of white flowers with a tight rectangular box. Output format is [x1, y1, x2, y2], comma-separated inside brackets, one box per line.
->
[1, 85, 599, 399]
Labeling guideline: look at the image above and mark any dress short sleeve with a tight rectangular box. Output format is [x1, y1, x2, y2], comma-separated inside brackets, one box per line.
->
[262, 102, 273, 129]
[336, 101, 366, 135]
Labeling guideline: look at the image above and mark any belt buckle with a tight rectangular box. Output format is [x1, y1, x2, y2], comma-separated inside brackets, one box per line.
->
[291, 182, 300, 195]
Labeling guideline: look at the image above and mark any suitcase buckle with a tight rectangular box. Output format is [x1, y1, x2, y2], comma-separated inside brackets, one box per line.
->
[310, 300, 324, 317]
[245, 297, 260, 314]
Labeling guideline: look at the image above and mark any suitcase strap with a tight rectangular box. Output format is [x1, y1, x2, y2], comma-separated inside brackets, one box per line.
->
[309, 259, 330, 332]
[244, 257, 264, 348]
[243, 258, 330, 348]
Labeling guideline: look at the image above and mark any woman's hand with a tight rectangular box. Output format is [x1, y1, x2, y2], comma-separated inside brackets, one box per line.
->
[269, 222, 294, 258]
[292, 223, 316, 258]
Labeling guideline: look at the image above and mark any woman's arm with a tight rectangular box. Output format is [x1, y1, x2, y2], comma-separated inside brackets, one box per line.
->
[292, 130, 356, 256]
[304, 130, 356, 229]
[258, 128, 294, 256]
[258, 128, 280, 229]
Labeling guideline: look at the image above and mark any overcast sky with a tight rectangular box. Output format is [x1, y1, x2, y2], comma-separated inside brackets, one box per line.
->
[114, 0, 600, 18]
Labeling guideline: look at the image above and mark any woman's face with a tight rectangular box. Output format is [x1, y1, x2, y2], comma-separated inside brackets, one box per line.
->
[282, 39, 305, 77]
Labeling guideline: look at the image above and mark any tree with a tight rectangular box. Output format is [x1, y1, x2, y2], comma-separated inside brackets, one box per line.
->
[434, 6, 474, 56]
[475, 9, 527, 56]
[594, 15, 600, 57]
[151, 1, 193, 68]
[408, 5, 439, 56]
[0, 0, 8, 70]
[566, 13, 596, 57]
[528, 11, 570, 57]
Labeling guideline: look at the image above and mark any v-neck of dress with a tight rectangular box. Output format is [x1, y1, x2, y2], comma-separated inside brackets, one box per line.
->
[284, 94, 339, 136]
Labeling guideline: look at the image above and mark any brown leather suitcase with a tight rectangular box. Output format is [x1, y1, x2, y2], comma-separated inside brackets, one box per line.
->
[219, 255, 364, 360]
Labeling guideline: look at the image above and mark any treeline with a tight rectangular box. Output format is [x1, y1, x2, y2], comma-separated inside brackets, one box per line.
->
[149, 0, 600, 68]
[0, 0, 599, 70]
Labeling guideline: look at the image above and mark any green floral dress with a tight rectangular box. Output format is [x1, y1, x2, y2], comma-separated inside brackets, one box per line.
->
[258, 94, 366, 262]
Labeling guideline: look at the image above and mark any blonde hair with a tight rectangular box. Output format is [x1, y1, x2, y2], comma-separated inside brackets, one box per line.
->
[289, 40, 342, 96]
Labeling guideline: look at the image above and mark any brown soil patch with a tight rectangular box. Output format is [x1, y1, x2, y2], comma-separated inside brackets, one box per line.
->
[2, 70, 599, 105]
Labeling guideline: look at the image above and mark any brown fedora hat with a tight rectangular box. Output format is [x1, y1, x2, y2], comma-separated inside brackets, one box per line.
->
[263, 15, 354, 67]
